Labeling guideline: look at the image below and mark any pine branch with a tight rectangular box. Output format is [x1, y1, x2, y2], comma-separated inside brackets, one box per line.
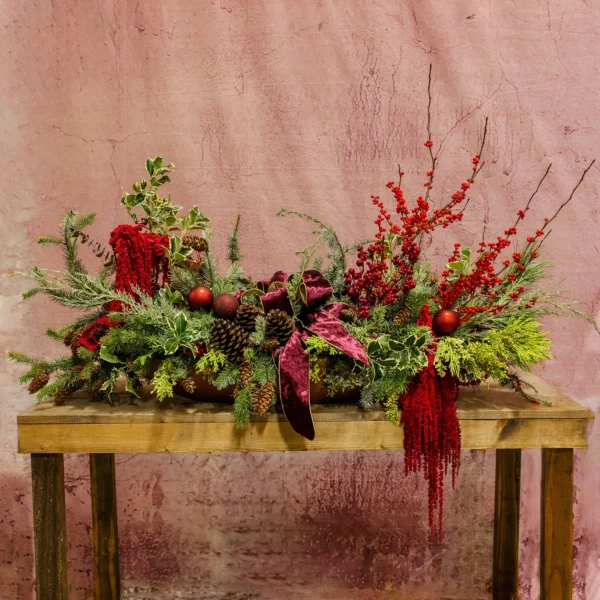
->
[228, 214, 243, 264]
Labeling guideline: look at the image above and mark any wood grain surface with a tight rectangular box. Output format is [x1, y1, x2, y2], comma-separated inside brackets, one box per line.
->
[31, 454, 69, 599]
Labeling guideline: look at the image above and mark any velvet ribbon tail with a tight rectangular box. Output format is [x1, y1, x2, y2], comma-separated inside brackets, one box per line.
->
[277, 330, 314, 440]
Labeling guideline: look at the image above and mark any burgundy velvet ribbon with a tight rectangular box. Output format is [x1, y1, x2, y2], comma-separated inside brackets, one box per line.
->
[261, 270, 369, 440]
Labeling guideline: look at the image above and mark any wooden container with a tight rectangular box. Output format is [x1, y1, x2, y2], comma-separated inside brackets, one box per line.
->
[173, 359, 360, 404]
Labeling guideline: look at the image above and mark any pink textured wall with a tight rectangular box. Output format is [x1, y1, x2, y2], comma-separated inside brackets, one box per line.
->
[1, 1, 599, 598]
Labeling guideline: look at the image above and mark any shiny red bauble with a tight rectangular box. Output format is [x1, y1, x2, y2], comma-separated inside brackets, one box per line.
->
[188, 286, 214, 311]
[432, 308, 460, 336]
[213, 293, 240, 320]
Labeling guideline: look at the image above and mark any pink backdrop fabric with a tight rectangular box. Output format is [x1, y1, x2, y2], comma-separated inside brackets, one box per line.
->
[1, 1, 599, 598]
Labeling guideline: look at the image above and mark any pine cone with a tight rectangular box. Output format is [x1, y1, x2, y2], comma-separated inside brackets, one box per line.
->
[252, 382, 275, 416]
[64, 327, 84, 349]
[181, 376, 197, 394]
[393, 307, 412, 327]
[28, 372, 50, 394]
[265, 310, 295, 345]
[53, 387, 71, 406]
[260, 338, 281, 354]
[182, 236, 209, 253]
[235, 303, 263, 333]
[239, 361, 252, 386]
[429, 274, 438, 286]
[210, 319, 250, 362]
[339, 307, 358, 322]
[90, 380, 104, 401]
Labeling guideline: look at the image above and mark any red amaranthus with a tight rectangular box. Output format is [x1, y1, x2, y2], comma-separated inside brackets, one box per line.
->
[400, 305, 460, 541]
[74, 224, 169, 350]
[109, 224, 170, 307]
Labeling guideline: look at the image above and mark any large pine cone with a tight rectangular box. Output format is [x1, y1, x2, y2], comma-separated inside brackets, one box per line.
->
[265, 310, 295, 345]
[252, 382, 275, 416]
[182, 236, 209, 253]
[235, 303, 263, 333]
[28, 372, 50, 394]
[210, 319, 250, 362]
[393, 306, 412, 327]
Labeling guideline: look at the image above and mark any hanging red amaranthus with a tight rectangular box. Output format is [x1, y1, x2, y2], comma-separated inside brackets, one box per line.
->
[400, 305, 461, 542]
[73, 224, 169, 351]
[107, 224, 169, 311]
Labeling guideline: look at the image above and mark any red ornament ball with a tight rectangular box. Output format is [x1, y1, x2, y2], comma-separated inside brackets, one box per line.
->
[432, 308, 460, 336]
[188, 286, 214, 311]
[213, 293, 240, 320]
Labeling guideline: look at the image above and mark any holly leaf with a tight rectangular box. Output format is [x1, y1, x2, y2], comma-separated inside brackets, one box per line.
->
[164, 339, 179, 355]
[174, 312, 187, 337]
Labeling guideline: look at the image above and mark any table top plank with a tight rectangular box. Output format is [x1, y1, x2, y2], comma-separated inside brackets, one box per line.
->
[17, 372, 593, 425]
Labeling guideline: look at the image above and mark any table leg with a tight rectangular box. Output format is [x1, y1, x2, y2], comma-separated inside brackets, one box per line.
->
[90, 454, 121, 599]
[541, 448, 574, 600]
[492, 449, 521, 600]
[31, 453, 69, 599]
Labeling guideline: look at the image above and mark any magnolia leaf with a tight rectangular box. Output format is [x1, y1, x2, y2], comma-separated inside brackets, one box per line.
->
[99, 379, 114, 392]
[298, 282, 308, 306]
[240, 288, 264, 302]
[170, 290, 184, 304]
[125, 378, 140, 398]
[99, 346, 123, 364]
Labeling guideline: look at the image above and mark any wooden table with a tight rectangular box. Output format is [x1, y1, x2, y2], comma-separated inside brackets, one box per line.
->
[17, 373, 592, 600]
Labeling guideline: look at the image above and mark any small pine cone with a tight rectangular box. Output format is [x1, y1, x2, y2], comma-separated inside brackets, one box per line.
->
[53, 388, 71, 406]
[181, 376, 197, 394]
[265, 310, 295, 345]
[235, 303, 263, 333]
[28, 372, 50, 394]
[393, 307, 412, 327]
[339, 307, 358, 322]
[239, 361, 252, 386]
[64, 327, 84, 348]
[252, 382, 275, 416]
[260, 337, 281, 354]
[429, 274, 438, 285]
[182, 235, 209, 253]
[210, 319, 250, 362]
[90, 380, 104, 401]
[233, 384, 241, 398]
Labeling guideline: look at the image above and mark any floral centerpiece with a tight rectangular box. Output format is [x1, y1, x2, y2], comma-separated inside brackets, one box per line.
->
[10, 69, 596, 539]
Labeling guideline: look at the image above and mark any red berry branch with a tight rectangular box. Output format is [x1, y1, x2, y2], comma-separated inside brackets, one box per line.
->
[345, 64, 489, 318]
[436, 159, 595, 320]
